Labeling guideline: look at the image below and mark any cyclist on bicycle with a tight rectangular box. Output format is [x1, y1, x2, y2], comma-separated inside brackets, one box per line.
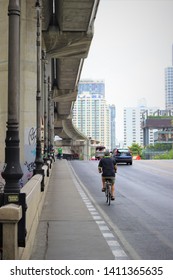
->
[98, 149, 117, 200]
[57, 147, 63, 160]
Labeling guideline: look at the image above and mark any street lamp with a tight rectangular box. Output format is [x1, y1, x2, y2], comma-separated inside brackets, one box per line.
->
[1, 0, 23, 194]
[33, 0, 44, 190]
[47, 76, 51, 161]
[42, 50, 48, 161]
[42, 50, 50, 176]
[47, 76, 55, 163]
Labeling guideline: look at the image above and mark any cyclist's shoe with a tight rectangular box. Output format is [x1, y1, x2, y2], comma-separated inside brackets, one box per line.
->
[111, 196, 115, 200]
[102, 188, 106, 192]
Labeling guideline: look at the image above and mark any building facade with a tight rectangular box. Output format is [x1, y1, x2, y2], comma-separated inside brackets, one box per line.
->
[73, 80, 115, 150]
[165, 67, 173, 111]
[109, 104, 116, 150]
[78, 80, 105, 98]
[123, 106, 159, 147]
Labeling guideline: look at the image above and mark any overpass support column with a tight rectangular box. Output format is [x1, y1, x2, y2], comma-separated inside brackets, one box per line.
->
[83, 139, 90, 160]
[143, 128, 149, 147]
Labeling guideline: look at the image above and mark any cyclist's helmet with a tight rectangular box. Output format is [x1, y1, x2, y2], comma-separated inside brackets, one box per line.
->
[104, 149, 110, 156]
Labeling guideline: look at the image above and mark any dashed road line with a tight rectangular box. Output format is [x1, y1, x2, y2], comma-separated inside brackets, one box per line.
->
[69, 165, 129, 260]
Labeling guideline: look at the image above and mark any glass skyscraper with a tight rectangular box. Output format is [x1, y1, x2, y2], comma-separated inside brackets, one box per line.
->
[78, 80, 105, 98]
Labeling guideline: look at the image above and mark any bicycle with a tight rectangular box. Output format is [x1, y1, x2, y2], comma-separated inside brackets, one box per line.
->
[105, 179, 112, 205]
[57, 153, 62, 160]
[0, 183, 4, 193]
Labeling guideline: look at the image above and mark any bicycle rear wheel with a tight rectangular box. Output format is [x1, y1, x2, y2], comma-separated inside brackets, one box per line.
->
[105, 181, 111, 205]
[105, 184, 108, 203]
[108, 185, 111, 205]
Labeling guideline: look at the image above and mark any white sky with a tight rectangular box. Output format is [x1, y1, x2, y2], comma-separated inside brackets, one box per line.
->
[80, 0, 173, 142]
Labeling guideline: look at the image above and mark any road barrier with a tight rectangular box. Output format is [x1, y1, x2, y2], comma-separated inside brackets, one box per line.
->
[0, 162, 52, 260]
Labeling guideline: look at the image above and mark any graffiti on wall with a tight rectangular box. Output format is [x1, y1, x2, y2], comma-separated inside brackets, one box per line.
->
[28, 127, 37, 145]
[22, 127, 37, 184]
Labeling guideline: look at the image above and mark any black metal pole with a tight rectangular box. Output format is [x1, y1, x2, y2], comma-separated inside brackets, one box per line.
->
[1, 0, 23, 194]
[50, 87, 55, 162]
[33, 0, 44, 190]
[42, 50, 48, 161]
[47, 76, 53, 165]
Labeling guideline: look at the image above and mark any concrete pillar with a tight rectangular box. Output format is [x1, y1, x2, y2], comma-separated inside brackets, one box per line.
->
[143, 127, 149, 147]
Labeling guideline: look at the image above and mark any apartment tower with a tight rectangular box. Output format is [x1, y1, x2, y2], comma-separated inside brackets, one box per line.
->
[123, 104, 159, 147]
[73, 80, 115, 150]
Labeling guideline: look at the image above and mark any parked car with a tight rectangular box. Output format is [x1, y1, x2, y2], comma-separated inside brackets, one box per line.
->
[112, 148, 133, 165]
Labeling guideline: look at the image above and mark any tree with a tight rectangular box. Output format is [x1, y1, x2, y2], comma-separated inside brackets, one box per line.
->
[128, 143, 143, 156]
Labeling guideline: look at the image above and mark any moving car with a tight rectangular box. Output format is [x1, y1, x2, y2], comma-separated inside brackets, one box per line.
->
[112, 148, 133, 165]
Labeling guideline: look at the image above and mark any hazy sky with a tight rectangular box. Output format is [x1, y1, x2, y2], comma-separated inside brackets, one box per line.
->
[80, 0, 173, 142]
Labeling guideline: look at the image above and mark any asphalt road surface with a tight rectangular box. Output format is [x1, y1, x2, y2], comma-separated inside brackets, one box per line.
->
[70, 159, 173, 260]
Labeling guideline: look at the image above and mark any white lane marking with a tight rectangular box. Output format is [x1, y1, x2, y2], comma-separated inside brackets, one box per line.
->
[70, 167, 129, 260]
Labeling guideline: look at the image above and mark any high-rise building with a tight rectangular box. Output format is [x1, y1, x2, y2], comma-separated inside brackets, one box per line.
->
[123, 105, 159, 147]
[73, 80, 115, 150]
[109, 104, 116, 150]
[165, 67, 173, 110]
[78, 80, 105, 98]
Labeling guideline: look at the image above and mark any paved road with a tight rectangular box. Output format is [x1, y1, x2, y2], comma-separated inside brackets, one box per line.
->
[70, 160, 173, 260]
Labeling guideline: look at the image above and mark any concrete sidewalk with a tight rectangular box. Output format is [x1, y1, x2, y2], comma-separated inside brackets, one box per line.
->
[30, 160, 122, 260]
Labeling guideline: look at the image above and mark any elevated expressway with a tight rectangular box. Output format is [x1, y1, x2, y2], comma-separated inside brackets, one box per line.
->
[42, 0, 100, 155]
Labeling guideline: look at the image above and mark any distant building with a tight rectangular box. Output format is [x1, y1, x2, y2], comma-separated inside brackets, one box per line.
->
[142, 109, 173, 145]
[109, 104, 116, 150]
[73, 80, 116, 150]
[78, 80, 105, 98]
[123, 105, 159, 147]
[165, 67, 173, 110]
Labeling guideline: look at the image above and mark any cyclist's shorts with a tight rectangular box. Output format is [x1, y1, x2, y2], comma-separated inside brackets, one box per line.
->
[102, 177, 115, 184]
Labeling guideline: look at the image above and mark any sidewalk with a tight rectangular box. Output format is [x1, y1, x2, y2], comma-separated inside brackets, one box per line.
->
[31, 159, 115, 260]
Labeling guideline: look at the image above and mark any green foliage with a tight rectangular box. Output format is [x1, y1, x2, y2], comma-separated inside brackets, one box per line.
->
[142, 143, 173, 159]
[153, 149, 173, 159]
[128, 143, 143, 156]
[146, 143, 172, 151]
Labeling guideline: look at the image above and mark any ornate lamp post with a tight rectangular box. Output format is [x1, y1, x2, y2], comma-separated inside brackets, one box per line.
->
[42, 50, 48, 161]
[1, 0, 23, 194]
[47, 76, 51, 161]
[33, 0, 44, 190]
[47, 76, 55, 162]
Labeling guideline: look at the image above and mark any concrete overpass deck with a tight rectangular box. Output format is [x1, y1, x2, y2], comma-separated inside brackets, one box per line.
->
[42, 0, 100, 141]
